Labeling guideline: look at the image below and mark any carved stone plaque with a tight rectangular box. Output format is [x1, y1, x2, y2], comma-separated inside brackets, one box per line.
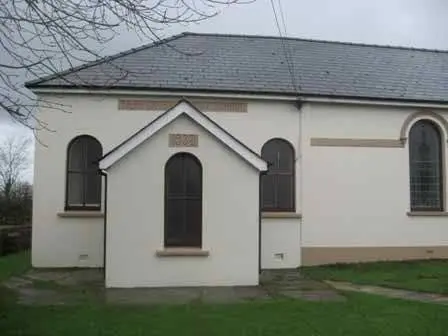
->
[169, 134, 198, 147]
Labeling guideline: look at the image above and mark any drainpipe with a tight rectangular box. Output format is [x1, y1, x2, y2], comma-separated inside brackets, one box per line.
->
[294, 99, 304, 266]
[258, 170, 267, 274]
[100, 170, 108, 281]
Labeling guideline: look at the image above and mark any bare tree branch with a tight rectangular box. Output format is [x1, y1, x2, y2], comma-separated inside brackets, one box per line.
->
[0, 0, 254, 129]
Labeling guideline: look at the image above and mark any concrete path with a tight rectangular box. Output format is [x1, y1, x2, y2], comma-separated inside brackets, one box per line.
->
[108, 270, 346, 304]
[107, 286, 271, 305]
[5, 269, 447, 305]
[326, 281, 448, 305]
[3, 268, 345, 305]
[4, 269, 105, 305]
[261, 269, 345, 302]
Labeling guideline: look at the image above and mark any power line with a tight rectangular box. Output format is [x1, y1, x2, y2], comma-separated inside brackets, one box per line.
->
[271, 0, 304, 232]
[278, 0, 299, 92]
[277, 0, 288, 37]
[269, 0, 300, 94]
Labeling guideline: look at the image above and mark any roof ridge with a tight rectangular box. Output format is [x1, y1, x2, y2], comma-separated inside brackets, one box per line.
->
[26, 31, 448, 88]
[182, 32, 448, 53]
[25, 32, 189, 87]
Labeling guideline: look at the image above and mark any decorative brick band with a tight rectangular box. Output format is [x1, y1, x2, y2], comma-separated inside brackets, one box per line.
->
[169, 134, 199, 147]
[310, 138, 405, 148]
[118, 99, 248, 112]
[119, 100, 172, 111]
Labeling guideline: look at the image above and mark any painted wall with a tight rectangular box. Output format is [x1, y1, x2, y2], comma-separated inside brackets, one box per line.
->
[301, 103, 448, 263]
[32, 92, 448, 270]
[32, 94, 302, 269]
[261, 218, 301, 269]
[106, 115, 259, 287]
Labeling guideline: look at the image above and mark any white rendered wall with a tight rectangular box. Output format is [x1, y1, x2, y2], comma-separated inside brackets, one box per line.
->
[301, 103, 448, 249]
[105, 116, 259, 287]
[261, 218, 301, 269]
[32, 94, 302, 269]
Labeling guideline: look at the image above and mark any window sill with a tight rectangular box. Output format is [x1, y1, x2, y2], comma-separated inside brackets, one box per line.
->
[261, 212, 302, 219]
[57, 211, 104, 218]
[155, 248, 210, 257]
[407, 211, 448, 217]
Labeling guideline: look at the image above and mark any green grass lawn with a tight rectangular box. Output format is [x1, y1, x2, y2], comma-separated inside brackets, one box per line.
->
[0, 250, 30, 282]
[1, 294, 447, 336]
[301, 259, 448, 295]
[1, 252, 448, 336]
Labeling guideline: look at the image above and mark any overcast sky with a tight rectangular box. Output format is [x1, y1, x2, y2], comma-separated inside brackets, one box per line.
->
[115, 0, 448, 52]
[2, 0, 448, 181]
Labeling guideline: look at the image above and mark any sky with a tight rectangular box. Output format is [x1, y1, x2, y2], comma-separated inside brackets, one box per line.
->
[1, 0, 448, 181]
[115, 0, 448, 52]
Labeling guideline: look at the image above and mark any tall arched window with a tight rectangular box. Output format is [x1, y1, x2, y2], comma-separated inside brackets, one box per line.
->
[165, 153, 202, 247]
[409, 120, 444, 211]
[66, 135, 102, 210]
[261, 139, 295, 212]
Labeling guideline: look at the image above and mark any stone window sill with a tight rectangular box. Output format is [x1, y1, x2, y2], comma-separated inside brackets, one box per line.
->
[57, 211, 104, 218]
[407, 211, 448, 217]
[155, 248, 210, 257]
[261, 212, 302, 219]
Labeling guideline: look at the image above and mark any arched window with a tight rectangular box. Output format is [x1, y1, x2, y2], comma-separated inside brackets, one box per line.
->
[165, 153, 202, 247]
[261, 139, 295, 212]
[409, 120, 444, 211]
[66, 136, 102, 210]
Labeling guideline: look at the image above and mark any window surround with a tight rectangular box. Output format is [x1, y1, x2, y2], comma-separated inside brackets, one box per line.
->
[400, 110, 448, 144]
[261, 138, 296, 212]
[261, 212, 301, 219]
[57, 211, 104, 218]
[407, 211, 448, 217]
[164, 152, 203, 248]
[65, 135, 103, 211]
[408, 118, 446, 212]
[155, 248, 209, 257]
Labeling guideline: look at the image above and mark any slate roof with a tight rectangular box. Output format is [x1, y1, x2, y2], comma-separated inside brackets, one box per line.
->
[26, 32, 448, 103]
